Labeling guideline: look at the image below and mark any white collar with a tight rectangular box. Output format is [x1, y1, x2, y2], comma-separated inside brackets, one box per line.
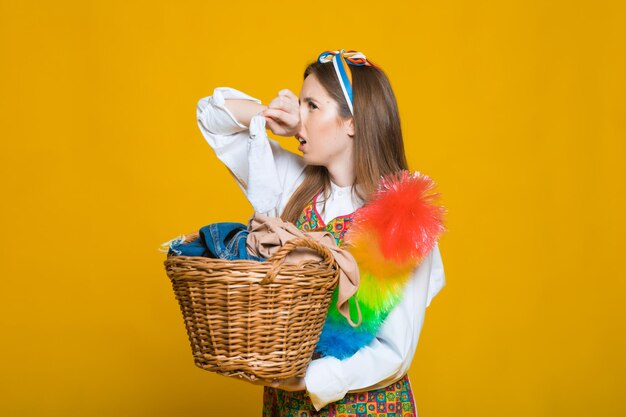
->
[330, 181, 352, 197]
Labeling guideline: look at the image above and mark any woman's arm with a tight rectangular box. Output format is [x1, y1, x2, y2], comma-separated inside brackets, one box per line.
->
[303, 243, 446, 411]
[223, 99, 267, 128]
[196, 87, 306, 215]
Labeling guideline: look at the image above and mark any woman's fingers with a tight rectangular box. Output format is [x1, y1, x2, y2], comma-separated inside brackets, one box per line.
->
[267, 96, 282, 109]
[264, 108, 297, 125]
[269, 90, 299, 114]
[264, 89, 301, 137]
[264, 110, 298, 137]
[264, 116, 277, 131]
[278, 89, 298, 102]
[268, 98, 293, 113]
[263, 108, 284, 120]
[281, 91, 299, 113]
[269, 377, 306, 391]
[264, 113, 288, 136]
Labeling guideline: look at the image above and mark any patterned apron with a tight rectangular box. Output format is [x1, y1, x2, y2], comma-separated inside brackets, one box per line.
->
[262, 193, 418, 417]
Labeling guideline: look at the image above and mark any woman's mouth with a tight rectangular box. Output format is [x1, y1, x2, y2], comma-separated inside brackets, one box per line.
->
[296, 134, 307, 151]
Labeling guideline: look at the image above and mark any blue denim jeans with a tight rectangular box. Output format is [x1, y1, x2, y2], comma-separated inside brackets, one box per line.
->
[168, 222, 265, 261]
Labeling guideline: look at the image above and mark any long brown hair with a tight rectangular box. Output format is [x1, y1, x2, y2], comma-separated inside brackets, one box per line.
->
[281, 57, 409, 223]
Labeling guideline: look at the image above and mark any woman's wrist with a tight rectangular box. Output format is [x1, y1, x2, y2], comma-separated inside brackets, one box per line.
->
[223, 99, 268, 128]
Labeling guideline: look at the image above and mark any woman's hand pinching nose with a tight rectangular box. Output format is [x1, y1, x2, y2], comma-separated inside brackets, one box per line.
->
[263, 89, 301, 138]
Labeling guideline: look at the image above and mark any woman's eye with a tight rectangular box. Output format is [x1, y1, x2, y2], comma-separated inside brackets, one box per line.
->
[308, 102, 317, 110]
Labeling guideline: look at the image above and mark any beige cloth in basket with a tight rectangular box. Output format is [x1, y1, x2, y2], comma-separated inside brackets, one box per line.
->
[246, 212, 362, 327]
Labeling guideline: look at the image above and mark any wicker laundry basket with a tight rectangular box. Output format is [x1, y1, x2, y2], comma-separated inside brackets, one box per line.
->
[164, 234, 339, 382]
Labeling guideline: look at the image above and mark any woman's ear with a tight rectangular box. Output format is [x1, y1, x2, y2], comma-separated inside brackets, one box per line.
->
[346, 117, 355, 138]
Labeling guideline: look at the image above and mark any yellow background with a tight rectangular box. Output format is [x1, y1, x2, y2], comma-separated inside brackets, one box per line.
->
[1, 0, 624, 416]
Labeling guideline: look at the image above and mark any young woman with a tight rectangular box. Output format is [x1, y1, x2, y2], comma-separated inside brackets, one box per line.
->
[196, 49, 446, 417]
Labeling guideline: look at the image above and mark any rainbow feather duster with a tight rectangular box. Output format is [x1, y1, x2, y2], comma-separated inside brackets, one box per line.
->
[315, 170, 447, 359]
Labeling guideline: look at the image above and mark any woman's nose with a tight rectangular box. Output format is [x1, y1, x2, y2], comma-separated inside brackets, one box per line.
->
[298, 107, 307, 133]
[299, 104, 306, 121]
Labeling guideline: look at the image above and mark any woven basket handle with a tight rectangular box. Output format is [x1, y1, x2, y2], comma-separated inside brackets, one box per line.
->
[261, 237, 336, 285]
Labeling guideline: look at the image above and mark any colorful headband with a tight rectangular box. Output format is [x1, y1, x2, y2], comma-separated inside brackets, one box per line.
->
[317, 49, 374, 115]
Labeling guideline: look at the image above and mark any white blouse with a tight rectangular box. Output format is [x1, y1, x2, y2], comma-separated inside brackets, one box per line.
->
[196, 86, 446, 411]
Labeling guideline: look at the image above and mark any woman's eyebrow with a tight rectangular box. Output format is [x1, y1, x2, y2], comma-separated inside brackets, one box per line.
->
[299, 96, 318, 105]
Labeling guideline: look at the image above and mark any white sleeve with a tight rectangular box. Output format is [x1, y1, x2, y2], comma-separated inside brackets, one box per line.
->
[196, 87, 306, 215]
[304, 243, 446, 411]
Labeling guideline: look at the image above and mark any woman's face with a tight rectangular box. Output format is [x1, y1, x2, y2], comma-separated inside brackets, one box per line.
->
[296, 74, 354, 168]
